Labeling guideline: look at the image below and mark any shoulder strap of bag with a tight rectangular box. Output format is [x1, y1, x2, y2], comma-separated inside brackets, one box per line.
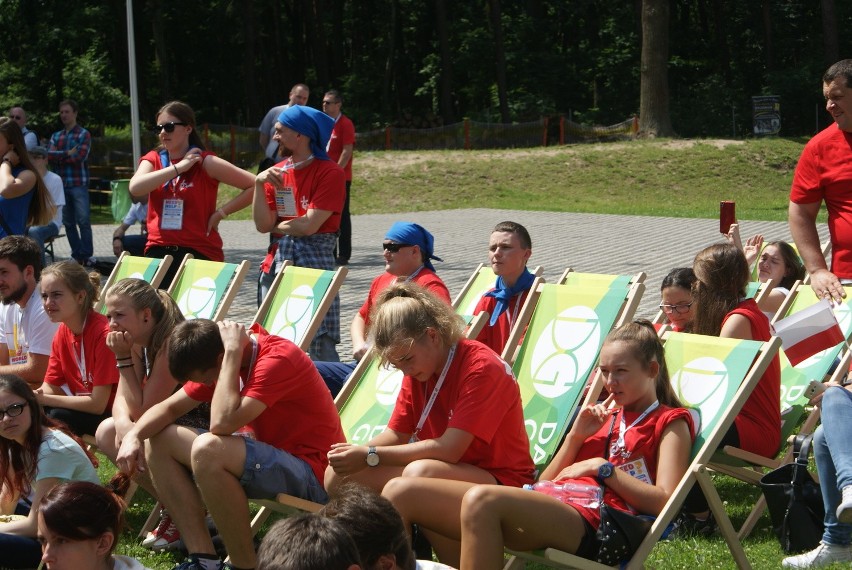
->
[793, 433, 814, 467]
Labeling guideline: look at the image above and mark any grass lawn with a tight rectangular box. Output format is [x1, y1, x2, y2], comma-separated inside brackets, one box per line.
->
[102, 137, 834, 568]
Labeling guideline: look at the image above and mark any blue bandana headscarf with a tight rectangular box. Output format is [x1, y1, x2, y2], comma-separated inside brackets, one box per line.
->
[483, 268, 536, 326]
[277, 106, 334, 161]
[384, 222, 443, 272]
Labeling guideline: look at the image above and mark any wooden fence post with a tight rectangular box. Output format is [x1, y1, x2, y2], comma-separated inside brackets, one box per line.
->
[464, 118, 471, 150]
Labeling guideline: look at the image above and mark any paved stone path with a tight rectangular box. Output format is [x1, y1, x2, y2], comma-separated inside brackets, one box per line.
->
[64, 209, 828, 357]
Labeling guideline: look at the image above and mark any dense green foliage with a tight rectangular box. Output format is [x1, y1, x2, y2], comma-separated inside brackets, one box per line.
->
[2, 1, 851, 140]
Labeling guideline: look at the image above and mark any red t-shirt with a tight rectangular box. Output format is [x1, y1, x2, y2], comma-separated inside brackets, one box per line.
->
[182, 324, 345, 483]
[556, 405, 694, 529]
[473, 288, 530, 356]
[357, 269, 451, 327]
[44, 310, 118, 411]
[327, 114, 355, 181]
[790, 124, 852, 278]
[262, 158, 345, 235]
[387, 339, 535, 487]
[722, 298, 781, 458]
[141, 149, 225, 261]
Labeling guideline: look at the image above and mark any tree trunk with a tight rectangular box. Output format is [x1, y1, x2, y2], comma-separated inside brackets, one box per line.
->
[638, 0, 676, 138]
[150, 0, 172, 102]
[822, 0, 839, 66]
[488, 0, 510, 123]
[435, 0, 455, 124]
[762, 0, 773, 72]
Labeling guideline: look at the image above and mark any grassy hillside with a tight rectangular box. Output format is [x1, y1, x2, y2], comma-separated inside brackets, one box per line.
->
[217, 137, 811, 223]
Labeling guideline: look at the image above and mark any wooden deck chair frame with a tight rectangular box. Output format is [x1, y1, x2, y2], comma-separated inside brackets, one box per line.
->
[246, 312, 489, 535]
[451, 263, 543, 314]
[710, 281, 852, 540]
[500, 280, 643, 474]
[504, 333, 781, 570]
[166, 256, 251, 321]
[724, 344, 851, 541]
[251, 261, 348, 352]
[94, 252, 173, 313]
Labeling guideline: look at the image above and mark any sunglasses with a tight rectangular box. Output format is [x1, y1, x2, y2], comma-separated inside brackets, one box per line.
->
[8, 115, 22, 120]
[154, 122, 188, 133]
[382, 242, 413, 253]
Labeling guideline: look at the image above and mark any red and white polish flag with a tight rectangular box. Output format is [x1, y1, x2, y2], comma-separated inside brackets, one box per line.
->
[772, 299, 845, 366]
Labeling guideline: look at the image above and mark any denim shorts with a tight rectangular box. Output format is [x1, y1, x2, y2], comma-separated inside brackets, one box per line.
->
[239, 437, 328, 504]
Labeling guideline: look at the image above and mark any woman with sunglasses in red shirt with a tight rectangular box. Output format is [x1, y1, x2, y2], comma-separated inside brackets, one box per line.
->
[128, 101, 254, 289]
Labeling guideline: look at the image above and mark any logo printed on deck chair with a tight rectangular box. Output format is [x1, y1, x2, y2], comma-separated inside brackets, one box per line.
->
[671, 356, 730, 432]
[530, 306, 601, 399]
[268, 284, 315, 342]
[178, 277, 218, 319]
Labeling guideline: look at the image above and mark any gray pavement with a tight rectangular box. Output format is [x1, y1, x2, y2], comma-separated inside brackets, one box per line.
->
[63, 209, 829, 358]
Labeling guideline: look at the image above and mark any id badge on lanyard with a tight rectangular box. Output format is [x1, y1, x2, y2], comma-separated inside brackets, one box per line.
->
[275, 187, 297, 218]
[162, 198, 184, 230]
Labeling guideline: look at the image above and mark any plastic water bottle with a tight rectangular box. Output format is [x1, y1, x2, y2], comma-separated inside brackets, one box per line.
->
[523, 480, 602, 508]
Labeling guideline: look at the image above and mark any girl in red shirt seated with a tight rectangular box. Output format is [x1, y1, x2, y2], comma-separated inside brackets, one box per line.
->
[35, 261, 118, 436]
[457, 321, 693, 567]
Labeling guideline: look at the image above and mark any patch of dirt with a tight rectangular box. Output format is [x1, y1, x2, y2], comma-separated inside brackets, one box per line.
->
[358, 139, 745, 173]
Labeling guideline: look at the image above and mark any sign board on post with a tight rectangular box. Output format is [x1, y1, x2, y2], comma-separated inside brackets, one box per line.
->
[753, 95, 781, 136]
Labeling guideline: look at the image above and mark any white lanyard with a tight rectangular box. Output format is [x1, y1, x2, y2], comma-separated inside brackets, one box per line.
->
[239, 337, 259, 391]
[508, 294, 523, 327]
[72, 318, 89, 390]
[281, 154, 314, 171]
[411, 343, 457, 442]
[613, 400, 659, 457]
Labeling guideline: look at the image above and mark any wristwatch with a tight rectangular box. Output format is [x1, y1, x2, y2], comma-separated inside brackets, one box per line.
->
[365, 446, 380, 467]
[596, 461, 615, 484]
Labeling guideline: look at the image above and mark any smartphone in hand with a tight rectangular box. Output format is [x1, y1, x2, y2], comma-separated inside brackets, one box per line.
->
[804, 379, 827, 399]
[720, 201, 736, 234]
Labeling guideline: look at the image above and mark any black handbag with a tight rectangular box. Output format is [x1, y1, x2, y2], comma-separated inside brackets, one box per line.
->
[595, 412, 654, 566]
[759, 433, 825, 554]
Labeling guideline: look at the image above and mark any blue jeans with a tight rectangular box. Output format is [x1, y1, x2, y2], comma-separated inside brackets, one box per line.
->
[314, 360, 356, 397]
[815, 387, 852, 546]
[27, 222, 60, 267]
[63, 185, 93, 261]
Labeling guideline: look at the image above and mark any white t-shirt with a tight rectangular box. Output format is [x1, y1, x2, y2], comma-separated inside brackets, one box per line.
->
[417, 561, 456, 570]
[43, 170, 65, 229]
[0, 284, 59, 360]
[122, 202, 148, 226]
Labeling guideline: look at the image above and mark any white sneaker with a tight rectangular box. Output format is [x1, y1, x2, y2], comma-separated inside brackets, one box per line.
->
[836, 486, 852, 524]
[782, 542, 852, 568]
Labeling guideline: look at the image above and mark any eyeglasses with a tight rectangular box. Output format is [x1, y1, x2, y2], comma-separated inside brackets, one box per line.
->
[154, 122, 188, 133]
[0, 402, 26, 419]
[322, 100, 339, 106]
[659, 301, 694, 314]
[382, 242, 413, 253]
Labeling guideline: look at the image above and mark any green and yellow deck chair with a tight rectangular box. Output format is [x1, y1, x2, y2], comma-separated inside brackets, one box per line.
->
[505, 332, 781, 570]
[167, 256, 251, 321]
[94, 252, 174, 314]
[712, 281, 852, 540]
[248, 311, 487, 532]
[252, 260, 348, 351]
[452, 263, 543, 316]
[504, 281, 641, 473]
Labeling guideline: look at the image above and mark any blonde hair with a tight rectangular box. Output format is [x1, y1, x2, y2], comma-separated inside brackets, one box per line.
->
[106, 278, 184, 361]
[370, 282, 463, 366]
[605, 320, 682, 408]
[41, 261, 101, 320]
